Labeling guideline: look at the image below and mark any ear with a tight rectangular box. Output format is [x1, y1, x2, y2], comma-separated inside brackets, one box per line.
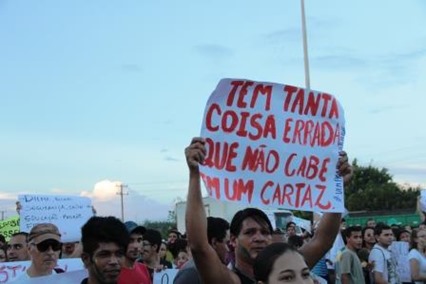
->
[230, 235, 237, 248]
[211, 237, 218, 249]
[81, 252, 90, 268]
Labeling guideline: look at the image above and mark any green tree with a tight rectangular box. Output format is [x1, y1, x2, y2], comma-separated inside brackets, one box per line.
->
[344, 160, 420, 211]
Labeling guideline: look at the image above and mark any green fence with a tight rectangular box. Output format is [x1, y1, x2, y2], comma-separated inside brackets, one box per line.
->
[346, 213, 421, 227]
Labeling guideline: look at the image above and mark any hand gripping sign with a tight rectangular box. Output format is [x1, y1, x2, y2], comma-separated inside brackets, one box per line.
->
[200, 79, 346, 213]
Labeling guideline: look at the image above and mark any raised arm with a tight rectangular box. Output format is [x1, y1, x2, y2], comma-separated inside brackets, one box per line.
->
[184, 137, 239, 284]
[300, 151, 352, 268]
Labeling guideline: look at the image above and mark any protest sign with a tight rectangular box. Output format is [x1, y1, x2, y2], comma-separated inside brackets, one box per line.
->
[200, 79, 346, 212]
[0, 216, 19, 242]
[19, 194, 93, 242]
[0, 258, 84, 283]
[153, 269, 178, 284]
[390, 241, 411, 283]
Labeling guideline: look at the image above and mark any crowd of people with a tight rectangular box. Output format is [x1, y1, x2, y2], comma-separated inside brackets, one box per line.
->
[0, 138, 424, 284]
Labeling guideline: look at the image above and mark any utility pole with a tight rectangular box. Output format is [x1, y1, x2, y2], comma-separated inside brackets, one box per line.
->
[116, 183, 128, 222]
[0, 210, 5, 221]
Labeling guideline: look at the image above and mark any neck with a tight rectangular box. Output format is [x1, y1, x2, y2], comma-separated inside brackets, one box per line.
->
[377, 242, 389, 249]
[124, 257, 136, 268]
[26, 265, 53, 277]
[346, 244, 356, 252]
[365, 242, 375, 250]
[145, 254, 160, 268]
[235, 257, 254, 280]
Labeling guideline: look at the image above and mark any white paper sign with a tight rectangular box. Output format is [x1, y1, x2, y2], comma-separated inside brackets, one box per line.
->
[153, 269, 178, 284]
[0, 258, 84, 283]
[200, 79, 346, 212]
[390, 241, 411, 283]
[291, 216, 312, 233]
[19, 194, 93, 242]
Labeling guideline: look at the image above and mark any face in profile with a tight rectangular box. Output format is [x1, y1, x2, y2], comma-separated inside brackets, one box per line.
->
[261, 250, 313, 284]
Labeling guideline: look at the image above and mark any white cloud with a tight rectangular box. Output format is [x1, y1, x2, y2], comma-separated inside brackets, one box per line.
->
[81, 180, 172, 222]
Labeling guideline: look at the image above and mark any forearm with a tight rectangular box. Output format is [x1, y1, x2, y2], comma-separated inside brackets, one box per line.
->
[185, 170, 208, 251]
[340, 273, 351, 284]
[301, 212, 341, 268]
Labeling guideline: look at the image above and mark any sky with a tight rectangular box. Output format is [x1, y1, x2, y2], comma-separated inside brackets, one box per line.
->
[1, 0, 425, 221]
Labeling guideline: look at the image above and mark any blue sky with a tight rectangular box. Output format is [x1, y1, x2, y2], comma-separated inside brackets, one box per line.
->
[1, 0, 425, 221]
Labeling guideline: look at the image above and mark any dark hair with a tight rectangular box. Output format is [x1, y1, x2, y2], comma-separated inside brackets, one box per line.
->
[343, 226, 362, 239]
[81, 216, 130, 256]
[396, 229, 410, 241]
[286, 221, 296, 230]
[143, 229, 162, 253]
[168, 238, 188, 259]
[10, 232, 29, 243]
[287, 235, 304, 248]
[254, 243, 303, 282]
[410, 228, 425, 249]
[374, 223, 392, 236]
[361, 226, 375, 248]
[207, 217, 229, 244]
[230, 208, 272, 237]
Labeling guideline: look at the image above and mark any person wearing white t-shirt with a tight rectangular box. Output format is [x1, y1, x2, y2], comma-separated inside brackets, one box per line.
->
[368, 223, 400, 284]
[409, 228, 426, 284]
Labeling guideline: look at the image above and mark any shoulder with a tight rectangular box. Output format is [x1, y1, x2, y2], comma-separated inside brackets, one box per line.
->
[409, 248, 421, 259]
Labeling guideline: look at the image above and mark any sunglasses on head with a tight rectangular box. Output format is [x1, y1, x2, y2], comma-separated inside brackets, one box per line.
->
[31, 240, 62, 252]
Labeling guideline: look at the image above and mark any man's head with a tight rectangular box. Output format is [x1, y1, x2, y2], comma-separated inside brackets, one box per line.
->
[374, 223, 393, 248]
[81, 216, 130, 284]
[366, 218, 376, 228]
[7, 232, 30, 262]
[230, 208, 273, 265]
[286, 221, 297, 237]
[207, 217, 230, 264]
[141, 229, 162, 263]
[27, 223, 62, 275]
[124, 221, 146, 262]
[343, 226, 362, 251]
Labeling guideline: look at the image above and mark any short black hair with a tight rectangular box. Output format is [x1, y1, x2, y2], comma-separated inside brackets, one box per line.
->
[10, 232, 29, 242]
[287, 235, 304, 248]
[143, 229, 162, 253]
[286, 221, 296, 230]
[230, 208, 272, 237]
[343, 226, 362, 239]
[374, 223, 392, 236]
[81, 216, 129, 256]
[254, 243, 302, 282]
[207, 217, 229, 244]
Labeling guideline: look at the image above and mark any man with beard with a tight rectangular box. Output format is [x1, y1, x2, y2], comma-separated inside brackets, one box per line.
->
[140, 228, 162, 281]
[117, 221, 151, 284]
[184, 137, 353, 284]
[80, 216, 129, 284]
[335, 226, 365, 284]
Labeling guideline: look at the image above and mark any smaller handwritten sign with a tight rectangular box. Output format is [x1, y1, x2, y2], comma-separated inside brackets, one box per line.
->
[153, 269, 179, 284]
[0, 216, 19, 242]
[19, 194, 93, 242]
